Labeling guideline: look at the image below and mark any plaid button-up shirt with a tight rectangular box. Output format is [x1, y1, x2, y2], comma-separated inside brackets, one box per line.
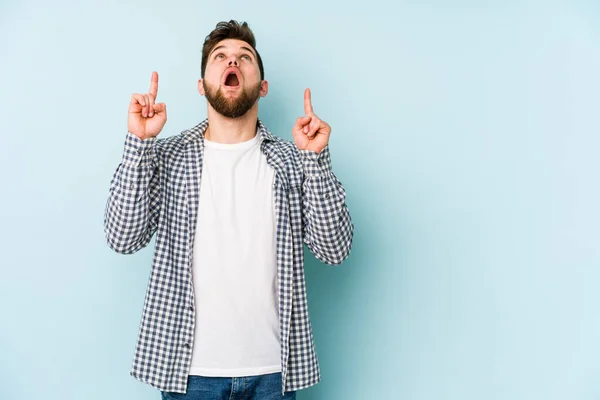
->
[104, 119, 354, 395]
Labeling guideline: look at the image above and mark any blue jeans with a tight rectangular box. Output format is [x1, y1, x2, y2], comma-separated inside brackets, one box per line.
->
[160, 372, 296, 399]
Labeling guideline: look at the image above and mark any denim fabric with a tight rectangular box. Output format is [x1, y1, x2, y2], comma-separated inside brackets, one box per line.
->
[160, 372, 296, 399]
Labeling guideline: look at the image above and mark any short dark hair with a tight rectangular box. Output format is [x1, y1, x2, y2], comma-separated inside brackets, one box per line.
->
[201, 20, 264, 80]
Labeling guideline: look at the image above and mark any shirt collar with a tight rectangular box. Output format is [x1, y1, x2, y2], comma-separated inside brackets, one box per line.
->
[183, 118, 276, 145]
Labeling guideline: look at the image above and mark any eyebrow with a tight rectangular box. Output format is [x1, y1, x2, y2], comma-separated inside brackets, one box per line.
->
[210, 45, 256, 58]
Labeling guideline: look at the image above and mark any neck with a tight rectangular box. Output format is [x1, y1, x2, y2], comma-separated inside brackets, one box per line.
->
[204, 103, 259, 144]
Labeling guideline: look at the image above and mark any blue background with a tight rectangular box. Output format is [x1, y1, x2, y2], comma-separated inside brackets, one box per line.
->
[1, 0, 599, 399]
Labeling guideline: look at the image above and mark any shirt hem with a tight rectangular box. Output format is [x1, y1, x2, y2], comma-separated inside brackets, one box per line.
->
[188, 364, 282, 377]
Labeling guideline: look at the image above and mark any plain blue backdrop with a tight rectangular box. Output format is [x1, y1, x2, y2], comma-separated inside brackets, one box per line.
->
[1, 0, 599, 399]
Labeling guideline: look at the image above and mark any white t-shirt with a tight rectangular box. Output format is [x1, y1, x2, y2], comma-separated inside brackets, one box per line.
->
[188, 130, 280, 377]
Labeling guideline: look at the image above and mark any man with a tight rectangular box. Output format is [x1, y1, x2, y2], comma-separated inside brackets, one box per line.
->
[104, 20, 354, 399]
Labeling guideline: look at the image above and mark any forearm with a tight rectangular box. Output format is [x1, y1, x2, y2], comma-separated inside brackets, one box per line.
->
[300, 145, 354, 265]
[104, 132, 161, 254]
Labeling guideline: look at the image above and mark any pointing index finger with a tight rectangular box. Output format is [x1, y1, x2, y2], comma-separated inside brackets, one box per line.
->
[304, 88, 313, 115]
[149, 71, 159, 98]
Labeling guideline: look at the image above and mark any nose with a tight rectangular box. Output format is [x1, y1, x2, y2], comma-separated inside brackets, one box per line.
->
[228, 58, 238, 66]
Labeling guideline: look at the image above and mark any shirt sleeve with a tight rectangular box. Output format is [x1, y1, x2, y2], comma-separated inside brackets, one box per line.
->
[104, 131, 161, 254]
[299, 144, 354, 265]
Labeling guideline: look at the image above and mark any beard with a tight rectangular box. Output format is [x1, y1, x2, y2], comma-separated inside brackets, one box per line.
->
[203, 80, 261, 119]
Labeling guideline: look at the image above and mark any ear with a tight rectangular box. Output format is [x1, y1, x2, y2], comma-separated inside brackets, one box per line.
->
[198, 79, 205, 96]
[259, 80, 269, 97]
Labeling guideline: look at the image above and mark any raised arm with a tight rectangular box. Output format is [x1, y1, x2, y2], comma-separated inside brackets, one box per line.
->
[292, 89, 354, 265]
[104, 71, 168, 254]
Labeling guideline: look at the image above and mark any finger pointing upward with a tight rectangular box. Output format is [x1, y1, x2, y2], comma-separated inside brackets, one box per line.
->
[149, 71, 159, 98]
[304, 88, 313, 115]
[148, 71, 159, 117]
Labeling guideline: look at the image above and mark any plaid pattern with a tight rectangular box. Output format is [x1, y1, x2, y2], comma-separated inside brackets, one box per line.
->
[104, 119, 354, 395]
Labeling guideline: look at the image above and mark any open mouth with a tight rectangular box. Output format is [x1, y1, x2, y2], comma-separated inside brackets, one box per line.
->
[224, 71, 240, 87]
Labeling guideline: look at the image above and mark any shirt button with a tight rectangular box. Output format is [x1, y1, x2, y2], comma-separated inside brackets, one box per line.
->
[189, 305, 194, 311]
[184, 343, 191, 349]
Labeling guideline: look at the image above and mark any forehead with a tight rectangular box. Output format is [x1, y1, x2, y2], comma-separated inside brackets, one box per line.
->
[210, 39, 256, 56]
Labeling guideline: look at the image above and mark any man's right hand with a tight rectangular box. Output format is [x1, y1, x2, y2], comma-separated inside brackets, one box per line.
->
[128, 71, 167, 140]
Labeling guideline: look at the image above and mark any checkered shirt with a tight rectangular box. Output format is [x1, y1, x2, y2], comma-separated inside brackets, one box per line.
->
[104, 118, 354, 395]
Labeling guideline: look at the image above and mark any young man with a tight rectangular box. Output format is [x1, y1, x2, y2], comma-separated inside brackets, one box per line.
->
[104, 20, 354, 399]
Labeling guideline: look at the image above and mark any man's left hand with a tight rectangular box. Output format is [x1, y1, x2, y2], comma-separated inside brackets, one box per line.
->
[292, 88, 331, 154]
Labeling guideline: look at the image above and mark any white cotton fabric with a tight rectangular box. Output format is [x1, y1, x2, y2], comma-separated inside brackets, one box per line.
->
[188, 131, 280, 377]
